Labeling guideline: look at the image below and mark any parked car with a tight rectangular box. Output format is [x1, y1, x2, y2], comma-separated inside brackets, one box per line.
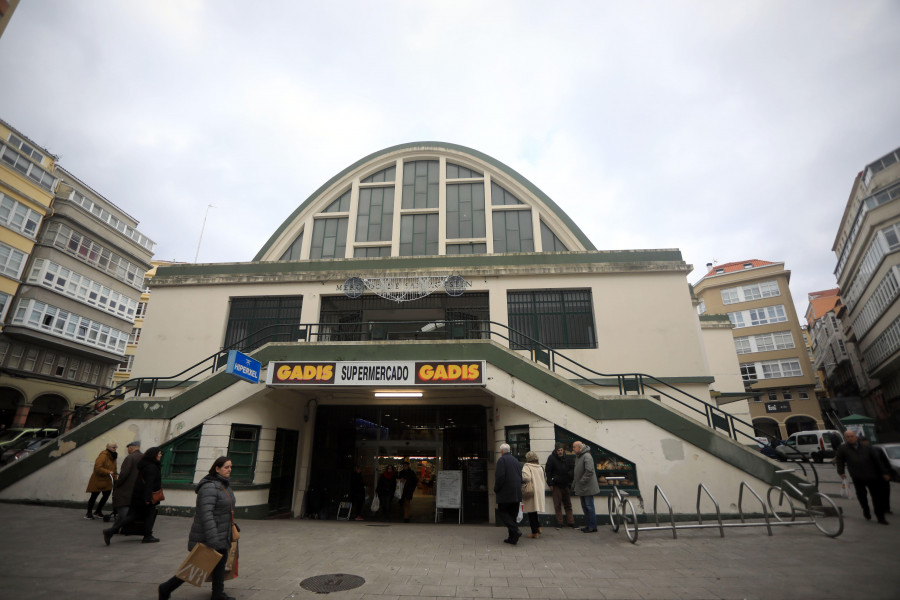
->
[754, 436, 782, 460]
[0, 427, 59, 451]
[775, 430, 843, 463]
[0, 437, 55, 465]
[874, 443, 900, 481]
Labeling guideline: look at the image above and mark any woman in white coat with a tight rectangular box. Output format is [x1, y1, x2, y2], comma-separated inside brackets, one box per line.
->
[521, 451, 547, 538]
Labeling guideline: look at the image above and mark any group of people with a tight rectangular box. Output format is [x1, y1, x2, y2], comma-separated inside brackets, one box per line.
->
[495, 430, 894, 546]
[84, 439, 162, 544]
[374, 460, 418, 522]
[494, 440, 599, 545]
[83, 441, 240, 600]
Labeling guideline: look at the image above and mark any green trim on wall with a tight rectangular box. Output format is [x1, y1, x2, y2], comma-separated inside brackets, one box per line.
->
[154, 248, 687, 280]
[252, 141, 597, 261]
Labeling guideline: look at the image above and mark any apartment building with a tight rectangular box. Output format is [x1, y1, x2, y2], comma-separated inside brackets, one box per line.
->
[0, 120, 154, 429]
[694, 260, 820, 439]
[832, 146, 900, 437]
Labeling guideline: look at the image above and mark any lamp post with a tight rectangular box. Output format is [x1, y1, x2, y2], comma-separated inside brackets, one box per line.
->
[193, 204, 215, 263]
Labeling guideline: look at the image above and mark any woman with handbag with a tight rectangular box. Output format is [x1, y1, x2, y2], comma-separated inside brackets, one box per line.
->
[113, 446, 163, 544]
[159, 456, 238, 600]
[521, 451, 547, 539]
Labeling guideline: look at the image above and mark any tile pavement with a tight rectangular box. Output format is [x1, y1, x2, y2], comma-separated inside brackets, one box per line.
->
[0, 477, 898, 599]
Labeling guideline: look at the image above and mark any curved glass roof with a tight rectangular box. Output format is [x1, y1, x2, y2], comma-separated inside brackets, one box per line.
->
[254, 142, 595, 261]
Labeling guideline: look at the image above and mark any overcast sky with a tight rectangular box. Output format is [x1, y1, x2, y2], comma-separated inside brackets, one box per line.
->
[2, 1, 899, 321]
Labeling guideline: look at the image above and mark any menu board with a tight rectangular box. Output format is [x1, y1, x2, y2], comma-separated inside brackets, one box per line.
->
[436, 470, 462, 509]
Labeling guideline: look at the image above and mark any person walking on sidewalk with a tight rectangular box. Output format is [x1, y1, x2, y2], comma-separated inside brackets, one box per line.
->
[835, 430, 891, 524]
[103, 440, 142, 544]
[545, 443, 575, 529]
[84, 442, 118, 520]
[114, 447, 163, 543]
[521, 451, 546, 538]
[572, 441, 600, 533]
[494, 442, 523, 545]
[159, 456, 238, 600]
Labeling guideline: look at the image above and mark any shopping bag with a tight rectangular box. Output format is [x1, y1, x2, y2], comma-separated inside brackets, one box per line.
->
[175, 543, 223, 587]
[840, 478, 854, 500]
[371, 495, 380, 512]
[394, 480, 405, 500]
[207, 541, 238, 582]
[516, 502, 524, 523]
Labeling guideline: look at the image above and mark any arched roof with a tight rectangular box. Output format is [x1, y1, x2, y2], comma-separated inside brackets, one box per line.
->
[254, 141, 596, 261]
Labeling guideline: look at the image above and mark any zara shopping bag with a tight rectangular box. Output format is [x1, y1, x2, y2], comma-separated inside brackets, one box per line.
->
[175, 543, 223, 587]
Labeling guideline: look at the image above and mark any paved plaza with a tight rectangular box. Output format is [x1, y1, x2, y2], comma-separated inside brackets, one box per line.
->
[0, 476, 898, 600]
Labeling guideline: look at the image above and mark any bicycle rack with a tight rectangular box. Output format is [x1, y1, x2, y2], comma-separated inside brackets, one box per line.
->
[608, 474, 843, 544]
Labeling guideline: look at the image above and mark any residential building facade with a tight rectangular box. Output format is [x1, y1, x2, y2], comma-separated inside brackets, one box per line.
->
[694, 260, 820, 439]
[0, 121, 154, 429]
[832, 146, 900, 439]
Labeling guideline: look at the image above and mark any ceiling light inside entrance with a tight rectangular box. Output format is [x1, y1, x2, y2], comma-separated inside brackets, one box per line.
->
[374, 391, 423, 398]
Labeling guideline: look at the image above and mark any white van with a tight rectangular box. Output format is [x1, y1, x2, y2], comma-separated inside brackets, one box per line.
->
[775, 430, 843, 463]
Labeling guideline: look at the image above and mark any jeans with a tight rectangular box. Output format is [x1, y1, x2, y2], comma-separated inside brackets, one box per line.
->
[580, 495, 597, 530]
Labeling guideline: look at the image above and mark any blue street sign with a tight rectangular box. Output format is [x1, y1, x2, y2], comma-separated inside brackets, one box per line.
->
[226, 350, 261, 384]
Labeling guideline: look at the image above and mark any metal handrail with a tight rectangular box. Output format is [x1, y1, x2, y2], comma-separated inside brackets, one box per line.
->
[54, 319, 779, 450]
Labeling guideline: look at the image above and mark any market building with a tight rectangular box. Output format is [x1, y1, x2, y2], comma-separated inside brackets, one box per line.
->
[0, 142, 784, 523]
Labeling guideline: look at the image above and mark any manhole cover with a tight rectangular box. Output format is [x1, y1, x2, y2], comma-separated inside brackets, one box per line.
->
[300, 573, 365, 594]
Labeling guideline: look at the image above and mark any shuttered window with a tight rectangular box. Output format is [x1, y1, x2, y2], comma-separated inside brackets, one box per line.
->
[507, 289, 596, 349]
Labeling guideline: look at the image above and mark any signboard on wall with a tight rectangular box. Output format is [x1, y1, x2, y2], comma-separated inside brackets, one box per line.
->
[765, 401, 791, 413]
[265, 360, 485, 387]
[226, 350, 261, 384]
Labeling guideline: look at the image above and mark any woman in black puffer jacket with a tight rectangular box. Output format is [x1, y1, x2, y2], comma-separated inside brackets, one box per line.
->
[159, 456, 237, 600]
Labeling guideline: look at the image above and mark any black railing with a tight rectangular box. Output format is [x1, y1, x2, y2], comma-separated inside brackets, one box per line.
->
[59, 319, 779, 452]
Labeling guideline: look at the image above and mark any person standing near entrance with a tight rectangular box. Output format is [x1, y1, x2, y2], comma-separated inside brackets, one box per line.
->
[494, 442, 523, 545]
[521, 451, 546, 538]
[104, 440, 142, 544]
[398, 460, 418, 523]
[835, 430, 891, 524]
[375, 464, 397, 521]
[572, 441, 599, 533]
[545, 443, 575, 529]
[84, 442, 118, 520]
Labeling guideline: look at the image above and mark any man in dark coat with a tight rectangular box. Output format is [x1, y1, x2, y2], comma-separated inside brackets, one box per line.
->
[835, 429, 891, 524]
[494, 442, 523, 544]
[104, 440, 142, 543]
[545, 442, 576, 528]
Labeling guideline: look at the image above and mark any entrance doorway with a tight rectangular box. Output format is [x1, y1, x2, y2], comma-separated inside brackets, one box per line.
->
[360, 440, 440, 522]
[267, 428, 299, 517]
[308, 404, 489, 523]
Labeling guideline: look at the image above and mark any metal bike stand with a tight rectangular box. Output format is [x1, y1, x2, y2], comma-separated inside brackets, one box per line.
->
[609, 476, 843, 544]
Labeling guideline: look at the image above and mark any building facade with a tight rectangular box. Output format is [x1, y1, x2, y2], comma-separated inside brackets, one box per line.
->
[1, 142, 782, 523]
[832, 146, 900, 439]
[694, 260, 820, 439]
[0, 121, 155, 430]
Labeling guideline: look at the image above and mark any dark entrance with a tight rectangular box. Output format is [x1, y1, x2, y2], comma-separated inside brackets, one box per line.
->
[267, 428, 299, 517]
[308, 404, 489, 523]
